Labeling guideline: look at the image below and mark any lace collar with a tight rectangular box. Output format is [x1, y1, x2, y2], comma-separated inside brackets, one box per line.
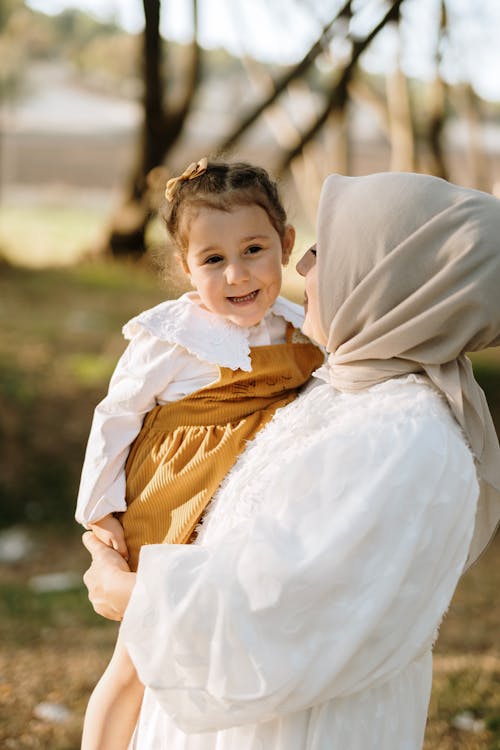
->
[122, 293, 304, 371]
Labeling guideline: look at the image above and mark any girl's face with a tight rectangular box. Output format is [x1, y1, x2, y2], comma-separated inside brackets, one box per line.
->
[296, 245, 327, 346]
[182, 204, 295, 327]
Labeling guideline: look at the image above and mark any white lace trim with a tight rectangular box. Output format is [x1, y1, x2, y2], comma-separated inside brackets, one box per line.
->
[122, 293, 304, 372]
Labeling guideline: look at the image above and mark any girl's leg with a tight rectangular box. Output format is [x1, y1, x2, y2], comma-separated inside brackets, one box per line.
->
[81, 631, 144, 750]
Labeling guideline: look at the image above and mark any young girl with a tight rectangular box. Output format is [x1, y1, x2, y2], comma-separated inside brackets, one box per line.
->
[76, 158, 324, 749]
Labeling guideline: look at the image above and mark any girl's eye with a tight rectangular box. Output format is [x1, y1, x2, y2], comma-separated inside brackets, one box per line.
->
[246, 245, 263, 255]
[204, 255, 223, 265]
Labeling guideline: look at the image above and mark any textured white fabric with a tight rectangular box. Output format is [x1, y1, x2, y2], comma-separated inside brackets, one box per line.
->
[122, 377, 479, 749]
[75, 294, 303, 526]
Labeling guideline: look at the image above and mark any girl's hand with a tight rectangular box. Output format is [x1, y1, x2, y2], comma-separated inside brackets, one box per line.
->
[82, 531, 136, 621]
[89, 513, 129, 560]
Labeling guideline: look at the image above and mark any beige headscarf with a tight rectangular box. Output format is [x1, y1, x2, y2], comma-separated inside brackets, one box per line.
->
[317, 172, 500, 567]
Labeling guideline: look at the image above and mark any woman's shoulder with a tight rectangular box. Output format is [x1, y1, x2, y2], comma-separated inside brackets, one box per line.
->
[334, 375, 458, 424]
[276, 377, 473, 494]
[274, 376, 467, 459]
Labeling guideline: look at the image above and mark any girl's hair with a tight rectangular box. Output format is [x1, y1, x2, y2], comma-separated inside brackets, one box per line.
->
[161, 160, 288, 259]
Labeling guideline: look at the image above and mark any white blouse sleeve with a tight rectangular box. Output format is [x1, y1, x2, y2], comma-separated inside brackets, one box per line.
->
[75, 330, 184, 526]
[120, 394, 479, 732]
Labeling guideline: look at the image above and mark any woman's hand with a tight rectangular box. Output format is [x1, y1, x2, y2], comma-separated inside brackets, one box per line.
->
[82, 531, 136, 621]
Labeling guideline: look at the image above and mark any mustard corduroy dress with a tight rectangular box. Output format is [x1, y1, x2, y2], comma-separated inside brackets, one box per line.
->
[121, 325, 323, 570]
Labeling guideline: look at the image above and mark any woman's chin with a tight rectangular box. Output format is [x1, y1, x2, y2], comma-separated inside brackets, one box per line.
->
[302, 320, 326, 347]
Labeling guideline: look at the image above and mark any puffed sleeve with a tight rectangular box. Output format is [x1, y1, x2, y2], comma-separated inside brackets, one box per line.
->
[75, 330, 184, 526]
[120, 391, 479, 732]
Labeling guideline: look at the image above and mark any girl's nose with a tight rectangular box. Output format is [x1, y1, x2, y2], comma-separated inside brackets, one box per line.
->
[225, 261, 249, 284]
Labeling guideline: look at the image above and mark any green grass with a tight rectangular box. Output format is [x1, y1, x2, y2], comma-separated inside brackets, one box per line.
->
[0, 205, 108, 267]
[0, 582, 109, 645]
[0, 262, 171, 527]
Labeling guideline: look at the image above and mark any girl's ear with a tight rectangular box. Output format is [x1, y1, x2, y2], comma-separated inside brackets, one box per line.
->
[281, 224, 296, 266]
[177, 253, 191, 277]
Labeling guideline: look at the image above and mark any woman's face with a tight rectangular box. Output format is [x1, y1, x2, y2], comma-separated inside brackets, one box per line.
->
[296, 245, 327, 346]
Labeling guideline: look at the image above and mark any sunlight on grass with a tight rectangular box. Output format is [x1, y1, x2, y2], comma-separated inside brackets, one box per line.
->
[0, 205, 107, 267]
[0, 201, 315, 290]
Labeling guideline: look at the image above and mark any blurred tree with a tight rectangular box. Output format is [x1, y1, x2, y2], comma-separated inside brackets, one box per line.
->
[1, 0, 497, 246]
[425, 0, 448, 180]
[104, 0, 201, 258]
[76, 33, 141, 94]
[385, 21, 416, 173]
[218, 0, 405, 220]
[0, 2, 55, 99]
[219, 1, 353, 155]
[277, 0, 404, 173]
[0, 0, 24, 31]
[459, 83, 489, 191]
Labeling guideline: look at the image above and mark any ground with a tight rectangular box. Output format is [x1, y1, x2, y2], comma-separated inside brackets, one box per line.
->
[0, 529, 498, 750]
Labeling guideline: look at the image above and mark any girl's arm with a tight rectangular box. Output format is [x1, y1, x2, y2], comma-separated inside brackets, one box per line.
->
[88, 514, 128, 560]
[81, 633, 144, 750]
[76, 331, 180, 527]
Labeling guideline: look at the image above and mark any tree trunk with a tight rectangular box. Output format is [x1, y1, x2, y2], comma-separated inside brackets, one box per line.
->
[424, 0, 448, 180]
[386, 57, 415, 172]
[105, 0, 201, 259]
[461, 84, 489, 191]
[426, 74, 448, 179]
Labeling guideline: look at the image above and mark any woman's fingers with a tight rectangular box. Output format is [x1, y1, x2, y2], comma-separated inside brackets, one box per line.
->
[82, 529, 103, 556]
[81, 530, 134, 620]
[84, 527, 129, 561]
[83, 558, 122, 621]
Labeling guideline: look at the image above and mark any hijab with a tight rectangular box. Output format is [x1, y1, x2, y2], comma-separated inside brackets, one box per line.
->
[317, 172, 500, 567]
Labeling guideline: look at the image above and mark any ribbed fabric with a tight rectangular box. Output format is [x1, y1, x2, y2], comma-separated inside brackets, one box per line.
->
[122, 328, 324, 570]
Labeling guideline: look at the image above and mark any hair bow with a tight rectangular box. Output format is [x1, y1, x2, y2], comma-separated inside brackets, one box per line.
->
[165, 157, 208, 202]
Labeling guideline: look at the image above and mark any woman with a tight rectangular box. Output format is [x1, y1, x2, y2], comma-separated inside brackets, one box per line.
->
[83, 171, 500, 750]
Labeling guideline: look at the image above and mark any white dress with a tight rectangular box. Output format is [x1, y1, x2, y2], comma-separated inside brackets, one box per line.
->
[121, 371, 479, 750]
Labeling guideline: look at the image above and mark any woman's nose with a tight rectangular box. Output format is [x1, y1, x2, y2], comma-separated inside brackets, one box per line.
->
[296, 248, 314, 276]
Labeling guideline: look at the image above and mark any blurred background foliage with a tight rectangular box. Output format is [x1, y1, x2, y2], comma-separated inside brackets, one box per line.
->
[0, 2, 499, 747]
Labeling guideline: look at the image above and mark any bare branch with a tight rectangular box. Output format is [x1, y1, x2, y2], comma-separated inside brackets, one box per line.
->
[277, 0, 405, 173]
[219, 0, 354, 153]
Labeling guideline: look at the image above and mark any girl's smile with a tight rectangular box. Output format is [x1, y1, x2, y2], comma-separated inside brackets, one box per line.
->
[183, 204, 294, 327]
[227, 290, 260, 304]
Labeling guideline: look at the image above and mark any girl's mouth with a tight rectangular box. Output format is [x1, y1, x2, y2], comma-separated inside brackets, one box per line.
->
[228, 290, 259, 304]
